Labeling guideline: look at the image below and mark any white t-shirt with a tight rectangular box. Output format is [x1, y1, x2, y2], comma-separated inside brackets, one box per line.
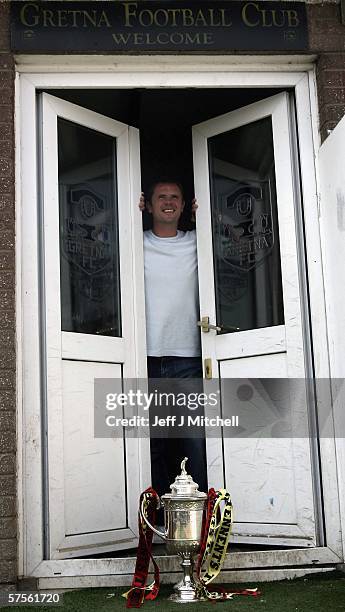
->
[144, 230, 201, 357]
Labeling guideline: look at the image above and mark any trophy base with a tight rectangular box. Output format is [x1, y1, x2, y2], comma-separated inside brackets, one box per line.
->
[168, 592, 201, 604]
[168, 577, 205, 604]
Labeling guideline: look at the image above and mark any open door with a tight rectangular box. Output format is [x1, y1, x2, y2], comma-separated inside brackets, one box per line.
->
[40, 94, 146, 558]
[193, 93, 317, 546]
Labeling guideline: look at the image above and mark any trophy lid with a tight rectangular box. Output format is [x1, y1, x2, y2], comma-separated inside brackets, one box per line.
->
[165, 457, 207, 499]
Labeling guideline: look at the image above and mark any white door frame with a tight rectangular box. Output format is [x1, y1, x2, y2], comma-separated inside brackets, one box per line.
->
[15, 55, 344, 583]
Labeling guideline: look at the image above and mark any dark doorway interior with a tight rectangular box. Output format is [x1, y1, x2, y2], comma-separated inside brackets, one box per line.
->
[46, 88, 285, 228]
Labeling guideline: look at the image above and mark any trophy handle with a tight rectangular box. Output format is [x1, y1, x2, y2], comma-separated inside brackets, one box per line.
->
[140, 499, 167, 541]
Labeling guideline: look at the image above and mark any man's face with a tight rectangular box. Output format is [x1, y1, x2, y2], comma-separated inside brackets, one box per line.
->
[147, 183, 185, 226]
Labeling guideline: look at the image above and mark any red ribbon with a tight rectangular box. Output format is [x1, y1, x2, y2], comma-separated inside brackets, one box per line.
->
[126, 487, 160, 608]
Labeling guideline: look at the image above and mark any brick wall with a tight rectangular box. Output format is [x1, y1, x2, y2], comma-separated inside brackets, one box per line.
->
[0, 0, 17, 588]
[308, 2, 345, 141]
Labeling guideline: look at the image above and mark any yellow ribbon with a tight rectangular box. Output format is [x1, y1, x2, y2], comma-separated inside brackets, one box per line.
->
[197, 489, 233, 599]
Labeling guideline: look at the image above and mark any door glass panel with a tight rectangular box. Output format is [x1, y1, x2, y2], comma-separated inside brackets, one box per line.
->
[208, 117, 284, 334]
[58, 119, 121, 336]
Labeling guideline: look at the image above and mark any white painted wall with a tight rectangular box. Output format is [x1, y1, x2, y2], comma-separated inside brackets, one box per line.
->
[319, 115, 345, 560]
[319, 116, 345, 379]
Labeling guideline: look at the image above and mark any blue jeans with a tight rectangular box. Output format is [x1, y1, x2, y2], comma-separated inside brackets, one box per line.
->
[147, 356, 208, 498]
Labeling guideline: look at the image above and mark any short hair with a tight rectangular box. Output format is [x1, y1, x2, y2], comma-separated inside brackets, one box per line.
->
[147, 178, 185, 203]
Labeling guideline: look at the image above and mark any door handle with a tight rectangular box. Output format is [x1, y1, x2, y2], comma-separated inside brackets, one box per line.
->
[197, 316, 221, 333]
[197, 316, 240, 333]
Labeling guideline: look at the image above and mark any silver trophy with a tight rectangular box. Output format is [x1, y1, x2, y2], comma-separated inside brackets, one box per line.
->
[140, 457, 207, 603]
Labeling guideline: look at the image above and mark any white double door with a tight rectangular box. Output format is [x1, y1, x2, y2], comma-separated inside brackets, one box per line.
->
[41, 92, 317, 559]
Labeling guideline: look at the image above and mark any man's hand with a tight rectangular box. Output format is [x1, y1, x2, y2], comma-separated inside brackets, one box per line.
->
[139, 192, 145, 211]
[191, 197, 198, 222]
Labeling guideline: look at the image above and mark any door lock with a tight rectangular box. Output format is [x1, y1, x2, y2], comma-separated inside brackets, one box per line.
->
[204, 358, 212, 379]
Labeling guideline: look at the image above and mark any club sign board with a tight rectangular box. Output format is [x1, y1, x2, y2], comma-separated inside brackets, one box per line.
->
[11, 1, 308, 53]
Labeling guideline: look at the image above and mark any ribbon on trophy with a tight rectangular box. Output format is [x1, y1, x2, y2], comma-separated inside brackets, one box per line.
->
[196, 488, 260, 601]
[123, 488, 160, 608]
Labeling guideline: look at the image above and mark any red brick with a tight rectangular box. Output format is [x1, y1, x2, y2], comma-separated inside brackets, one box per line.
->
[0, 215, 14, 231]
[0, 455, 15, 475]
[0, 2, 10, 51]
[0, 310, 14, 329]
[311, 35, 345, 54]
[0, 55, 14, 71]
[0, 371, 15, 390]
[0, 106, 13, 124]
[0, 391, 15, 412]
[0, 330, 15, 350]
[0, 198, 14, 216]
[0, 140, 13, 157]
[0, 271, 14, 290]
[319, 103, 345, 124]
[0, 252, 14, 270]
[0, 539, 16, 561]
[0, 230, 14, 250]
[0, 177, 14, 194]
[319, 87, 345, 106]
[0, 26, 10, 52]
[0, 410, 15, 431]
[0, 559, 17, 583]
[0, 350, 15, 371]
[0, 74, 13, 90]
[0, 124, 14, 141]
[0, 475, 15, 496]
[308, 5, 345, 52]
[316, 50, 345, 140]
[317, 54, 345, 71]
[0, 88, 13, 106]
[0, 496, 15, 517]
[318, 71, 345, 90]
[0, 518, 16, 540]
[0, 157, 13, 178]
[0, 291, 14, 311]
[0, 431, 15, 454]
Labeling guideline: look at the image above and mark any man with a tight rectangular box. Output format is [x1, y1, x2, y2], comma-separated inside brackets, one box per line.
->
[140, 180, 207, 495]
